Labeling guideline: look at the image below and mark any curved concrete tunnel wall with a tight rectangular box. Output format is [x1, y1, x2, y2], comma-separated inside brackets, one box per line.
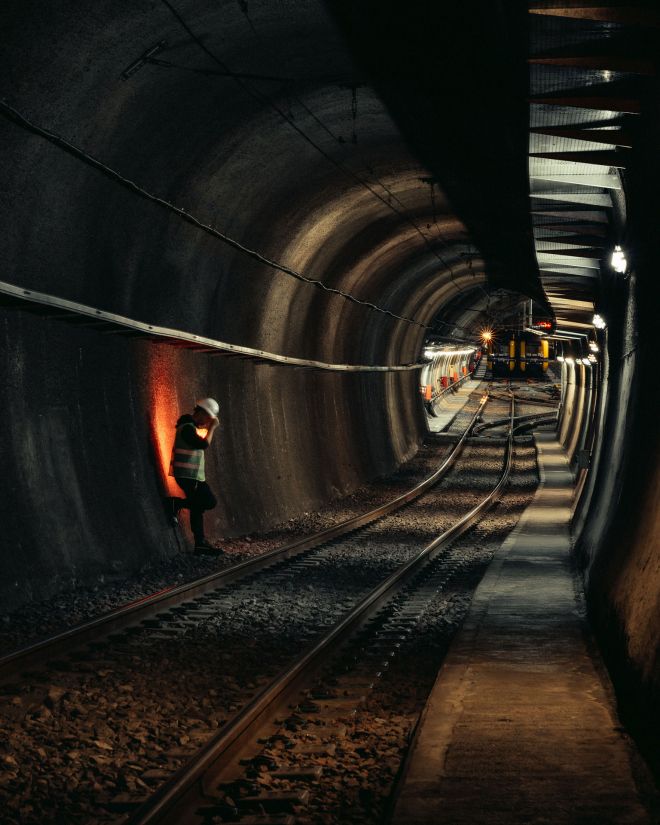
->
[0, 302, 425, 611]
[4, 0, 659, 775]
[2, 1, 487, 611]
[569, 264, 660, 774]
[556, 360, 594, 473]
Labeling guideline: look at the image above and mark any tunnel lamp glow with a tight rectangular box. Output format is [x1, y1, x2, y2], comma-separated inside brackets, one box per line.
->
[480, 329, 493, 343]
[592, 314, 606, 330]
[423, 346, 475, 360]
[556, 355, 565, 362]
[611, 245, 627, 274]
[564, 357, 575, 365]
[588, 354, 597, 363]
[588, 342, 599, 353]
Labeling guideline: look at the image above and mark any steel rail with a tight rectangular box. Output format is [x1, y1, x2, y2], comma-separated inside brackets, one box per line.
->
[473, 410, 557, 435]
[126, 393, 515, 825]
[0, 394, 490, 683]
[512, 412, 558, 433]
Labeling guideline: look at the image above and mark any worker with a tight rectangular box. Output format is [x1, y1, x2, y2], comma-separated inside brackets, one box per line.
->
[169, 397, 221, 555]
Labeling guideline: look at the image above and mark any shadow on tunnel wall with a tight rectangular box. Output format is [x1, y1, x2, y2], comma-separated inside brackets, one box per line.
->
[0, 308, 425, 613]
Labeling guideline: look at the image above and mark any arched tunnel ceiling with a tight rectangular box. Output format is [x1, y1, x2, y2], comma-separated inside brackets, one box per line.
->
[0, 0, 547, 371]
[1, 1, 656, 362]
[528, 3, 658, 337]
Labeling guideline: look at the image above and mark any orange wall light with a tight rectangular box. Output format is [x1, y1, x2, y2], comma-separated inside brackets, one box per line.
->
[143, 350, 184, 496]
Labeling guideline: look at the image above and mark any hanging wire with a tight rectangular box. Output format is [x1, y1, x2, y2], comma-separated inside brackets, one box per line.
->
[157, 0, 469, 282]
[0, 99, 429, 329]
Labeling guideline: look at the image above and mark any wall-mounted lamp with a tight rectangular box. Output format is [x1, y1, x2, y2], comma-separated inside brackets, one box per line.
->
[611, 245, 627, 274]
[592, 314, 606, 330]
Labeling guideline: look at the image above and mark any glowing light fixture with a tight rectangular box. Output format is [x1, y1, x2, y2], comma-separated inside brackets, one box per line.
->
[588, 354, 597, 363]
[592, 314, 606, 330]
[611, 245, 627, 274]
[480, 329, 493, 343]
[424, 346, 475, 360]
[556, 355, 565, 362]
[564, 357, 575, 365]
[588, 342, 599, 353]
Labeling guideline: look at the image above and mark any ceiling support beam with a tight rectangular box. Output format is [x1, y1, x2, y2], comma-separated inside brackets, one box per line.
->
[530, 192, 613, 207]
[529, 7, 660, 27]
[533, 224, 608, 235]
[529, 172, 622, 189]
[530, 95, 640, 113]
[530, 150, 628, 167]
[529, 55, 654, 75]
[529, 127, 633, 147]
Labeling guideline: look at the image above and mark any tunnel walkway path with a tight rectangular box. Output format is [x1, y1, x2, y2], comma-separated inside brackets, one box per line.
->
[427, 363, 486, 433]
[392, 431, 652, 825]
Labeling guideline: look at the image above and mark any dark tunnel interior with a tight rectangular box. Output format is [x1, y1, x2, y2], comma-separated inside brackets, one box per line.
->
[1, 0, 659, 819]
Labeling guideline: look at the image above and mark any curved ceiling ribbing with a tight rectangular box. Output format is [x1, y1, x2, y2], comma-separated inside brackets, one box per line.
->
[326, 0, 546, 308]
[528, 4, 658, 335]
[0, 0, 502, 373]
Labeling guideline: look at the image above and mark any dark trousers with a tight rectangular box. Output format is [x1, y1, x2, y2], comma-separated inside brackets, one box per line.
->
[175, 479, 217, 543]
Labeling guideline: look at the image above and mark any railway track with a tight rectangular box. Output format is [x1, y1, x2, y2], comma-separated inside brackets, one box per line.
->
[0, 392, 491, 684]
[125, 392, 516, 825]
[0, 386, 536, 824]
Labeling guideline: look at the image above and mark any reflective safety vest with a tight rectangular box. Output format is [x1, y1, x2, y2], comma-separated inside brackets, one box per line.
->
[169, 423, 205, 481]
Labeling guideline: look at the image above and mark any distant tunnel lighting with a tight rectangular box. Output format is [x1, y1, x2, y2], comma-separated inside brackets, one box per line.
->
[592, 314, 607, 329]
[611, 245, 627, 274]
[588, 342, 599, 352]
[480, 329, 493, 342]
[588, 354, 597, 363]
[582, 358, 592, 366]
[425, 347, 475, 358]
[564, 357, 575, 365]
[556, 355, 565, 362]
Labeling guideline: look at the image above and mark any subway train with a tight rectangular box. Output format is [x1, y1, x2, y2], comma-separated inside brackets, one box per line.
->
[487, 332, 552, 378]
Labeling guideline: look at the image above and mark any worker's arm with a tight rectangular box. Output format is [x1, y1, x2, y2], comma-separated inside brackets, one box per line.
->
[180, 422, 211, 449]
[204, 417, 220, 445]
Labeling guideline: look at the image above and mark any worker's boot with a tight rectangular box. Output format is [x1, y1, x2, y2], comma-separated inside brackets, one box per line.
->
[163, 497, 183, 527]
[194, 539, 223, 556]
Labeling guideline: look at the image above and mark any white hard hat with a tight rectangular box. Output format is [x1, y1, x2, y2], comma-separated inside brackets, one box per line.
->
[196, 397, 219, 417]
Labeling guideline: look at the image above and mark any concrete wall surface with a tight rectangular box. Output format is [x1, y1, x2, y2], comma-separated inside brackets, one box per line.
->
[0, 306, 424, 611]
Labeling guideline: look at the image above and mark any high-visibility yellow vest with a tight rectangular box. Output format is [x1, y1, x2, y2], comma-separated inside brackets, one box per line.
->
[169, 423, 205, 481]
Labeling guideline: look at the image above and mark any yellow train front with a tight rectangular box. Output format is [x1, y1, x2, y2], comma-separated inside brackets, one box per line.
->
[487, 333, 551, 378]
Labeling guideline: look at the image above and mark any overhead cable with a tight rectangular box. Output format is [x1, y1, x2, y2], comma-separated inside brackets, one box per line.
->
[157, 0, 465, 278]
[0, 99, 427, 329]
[0, 278, 426, 372]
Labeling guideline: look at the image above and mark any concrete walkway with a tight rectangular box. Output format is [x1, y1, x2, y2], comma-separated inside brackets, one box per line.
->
[392, 432, 652, 825]
[427, 362, 487, 433]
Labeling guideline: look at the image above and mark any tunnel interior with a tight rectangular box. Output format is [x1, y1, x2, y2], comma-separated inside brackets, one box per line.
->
[1, 0, 659, 795]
